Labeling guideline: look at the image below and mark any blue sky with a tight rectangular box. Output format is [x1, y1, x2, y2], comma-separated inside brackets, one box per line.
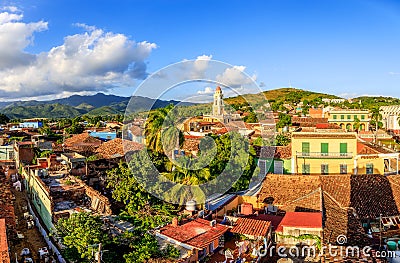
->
[0, 0, 399, 101]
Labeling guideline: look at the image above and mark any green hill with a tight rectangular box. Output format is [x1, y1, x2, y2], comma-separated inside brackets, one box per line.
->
[352, 96, 400, 109]
[2, 103, 82, 119]
[224, 87, 340, 107]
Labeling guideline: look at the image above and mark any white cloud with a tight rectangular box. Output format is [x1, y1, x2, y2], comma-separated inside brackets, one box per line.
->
[389, 72, 400, 75]
[1, 6, 20, 12]
[179, 55, 212, 79]
[191, 54, 212, 78]
[197, 86, 214, 94]
[73, 22, 96, 32]
[0, 9, 157, 99]
[216, 65, 257, 88]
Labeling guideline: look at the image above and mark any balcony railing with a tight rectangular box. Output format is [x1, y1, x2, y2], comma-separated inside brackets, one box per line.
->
[296, 152, 353, 158]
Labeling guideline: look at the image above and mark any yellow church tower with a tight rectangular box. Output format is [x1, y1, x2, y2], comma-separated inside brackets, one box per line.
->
[212, 86, 224, 116]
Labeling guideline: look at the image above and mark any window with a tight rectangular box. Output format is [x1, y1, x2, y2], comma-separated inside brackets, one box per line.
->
[302, 164, 310, 175]
[341, 115, 345, 120]
[361, 115, 365, 120]
[321, 143, 329, 156]
[321, 164, 329, 175]
[340, 143, 348, 156]
[302, 142, 310, 156]
[333, 115, 337, 120]
[258, 160, 266, 175]
[366, 163, 374, 174]
[347, 115, 351, 120]
[354, 115, 358, 120]
[340, 164, 347, 174]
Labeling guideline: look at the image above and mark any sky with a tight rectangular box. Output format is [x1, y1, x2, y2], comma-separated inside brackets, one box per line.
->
[0, 0, 399, 101]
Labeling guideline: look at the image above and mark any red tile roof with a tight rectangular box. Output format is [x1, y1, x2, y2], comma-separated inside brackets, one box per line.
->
[158, 218, 229, 249]
[244, 214, 284, 231]
[182, 138, 200, 153]
[0, 218, 10, 263]
[357, 141, 393, 154]
[230, 217, 271, 237]
[257, 174, 322, 212]
[64, 132, 102, 147]
[96, 138, 144, 159]
[276, 212, 322, 232]
[64, 132, 102, 153]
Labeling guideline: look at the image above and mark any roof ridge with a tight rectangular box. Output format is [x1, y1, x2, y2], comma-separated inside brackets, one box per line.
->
[286, 186, 321, 205]
[322, 189, 347, 209]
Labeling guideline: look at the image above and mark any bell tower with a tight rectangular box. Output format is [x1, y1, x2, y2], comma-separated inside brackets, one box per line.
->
[212, 86, 224, 116]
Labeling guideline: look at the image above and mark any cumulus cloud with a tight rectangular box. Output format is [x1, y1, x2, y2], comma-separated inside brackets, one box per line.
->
[1, 6, 20, 12]
[216, 65, 257, 88]
[197, 86, 214, 94]
[179, 55, 212, 79]
[0, 9, 157, 99]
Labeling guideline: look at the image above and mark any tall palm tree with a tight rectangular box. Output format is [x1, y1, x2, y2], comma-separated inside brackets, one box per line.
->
[144, 104, 174, 153]
[170, 156, 211, 185]
[371, 107, 382, 143]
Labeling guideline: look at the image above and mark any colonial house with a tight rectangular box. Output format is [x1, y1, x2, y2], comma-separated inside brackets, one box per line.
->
[155, 218, 229, 262]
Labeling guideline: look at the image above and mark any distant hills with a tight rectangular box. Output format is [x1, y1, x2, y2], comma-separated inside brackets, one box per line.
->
[1, 88, 400, 119]
[0, 93, 193, 119]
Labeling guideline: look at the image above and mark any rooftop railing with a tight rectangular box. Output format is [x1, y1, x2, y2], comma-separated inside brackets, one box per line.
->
[296, 152, 353, 158]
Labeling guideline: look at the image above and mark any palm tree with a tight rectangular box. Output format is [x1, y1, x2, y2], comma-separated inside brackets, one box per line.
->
[370, 107, 382, 143]
[144, 104, 175, 153]
[170, 156, 211, 185]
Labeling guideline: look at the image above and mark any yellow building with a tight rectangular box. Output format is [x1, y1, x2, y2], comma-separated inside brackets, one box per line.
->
[292, 130, 358, 175]
[325, 109, 370, 131]
[291, 128, 399, 175]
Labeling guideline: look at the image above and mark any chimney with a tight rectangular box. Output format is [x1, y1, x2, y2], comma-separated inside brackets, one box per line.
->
[172, 217, 179, 227]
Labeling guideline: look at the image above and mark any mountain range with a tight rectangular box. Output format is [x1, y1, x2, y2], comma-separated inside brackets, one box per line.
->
[1, 88, 399, 119]
[0, 93, 192, 119]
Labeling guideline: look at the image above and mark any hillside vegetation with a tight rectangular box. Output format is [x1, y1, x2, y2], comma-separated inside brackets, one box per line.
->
[224, 87, 340, 106]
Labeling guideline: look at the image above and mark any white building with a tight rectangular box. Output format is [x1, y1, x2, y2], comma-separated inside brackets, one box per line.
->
[380, 105, 400, 132]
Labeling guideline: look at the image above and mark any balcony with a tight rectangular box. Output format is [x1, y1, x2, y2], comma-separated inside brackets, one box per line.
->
[296, 152, 353, 159]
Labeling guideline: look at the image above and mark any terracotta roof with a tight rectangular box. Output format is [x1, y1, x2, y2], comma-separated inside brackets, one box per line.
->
[321, 174, 400, 245]
[321, 174, 400, 219]
[257, 174, 322, 212]
[292, 117, 329, 128]
[292, 132, 357, 139]
[64, 132, 102, 153]
[275, 145, 292, 159]
[0, 218, 10, 263]
[158, 218, 229, 249]
[96, 138, 143, 159]
[213, 127, 228, 135]
[253, 145, 292, 159]
[231, 217, 271, 237]
[244, 214, 284, 231]
[64, 132, 102, 147]
[357, 141, 394, 154]
[0, 177, 15, 227]
[276, 212, 322, 232]
[322, 193, 369, 246]
[182, 138, 200, 153]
